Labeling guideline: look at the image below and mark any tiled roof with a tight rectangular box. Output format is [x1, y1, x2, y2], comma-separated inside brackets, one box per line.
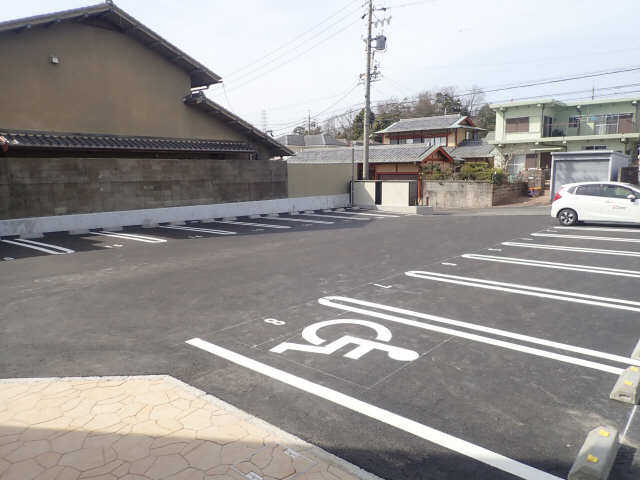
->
[275, 134, 349, 147]
[0, 130, 255, 153]
[276, 135, 306, 147]
[377, 114, 466, 134]
[0, 1, 220, 88]
[446, 141, 496, 161]
[286, 143, 448, 164]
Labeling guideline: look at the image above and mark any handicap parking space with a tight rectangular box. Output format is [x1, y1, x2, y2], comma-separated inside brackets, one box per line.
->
[184, 218, 640, 480]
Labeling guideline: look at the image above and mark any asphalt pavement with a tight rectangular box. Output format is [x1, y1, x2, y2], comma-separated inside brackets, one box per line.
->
[2, 206, 639, 479]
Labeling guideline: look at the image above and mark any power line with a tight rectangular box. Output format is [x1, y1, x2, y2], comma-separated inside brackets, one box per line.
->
[216, 15, 364, 96]
[269, 64, 640, 135]
[222, 0, 361, 80]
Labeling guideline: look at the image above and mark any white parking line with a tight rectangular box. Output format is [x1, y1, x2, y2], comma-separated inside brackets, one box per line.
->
[405, 270, 640, 313]
[1, 238, 75, 255]
[502, 241, 640, 257]
[91, 231, 168, 243]
[298, 213, 370, 221]
[532, 232, 640, 243]
[325, 210, 400, 218]
[160, 225, 237, 235]
[186, 338, 563, 480]
[555, 226, 640, 233]
[462, 254, 640, 278]
[213, 220, 291, 229]
[264, 216, 334, 225]
[319, 296, 636, 371]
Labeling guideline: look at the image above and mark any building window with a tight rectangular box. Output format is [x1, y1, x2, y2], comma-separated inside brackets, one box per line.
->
[568, 116, 580, 128]
[398, 138, 407, 144]
[424, 136, 447, 146]
[505, 117, 529, 133]
[583, 145, 607, 150]
[525, 154, 538, 169]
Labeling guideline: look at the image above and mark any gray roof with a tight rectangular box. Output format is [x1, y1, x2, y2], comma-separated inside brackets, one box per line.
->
[0, 1, 220, 88]
[276, 135, 306, 147]
[446, 141, 496, 161]
[0, 129, 255, 154]
[276, 134, 348, 147]
[377, 114, 468, 134]
[286, 143, 447, 164]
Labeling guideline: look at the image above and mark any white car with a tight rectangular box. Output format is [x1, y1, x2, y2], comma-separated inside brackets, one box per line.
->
[551, 181, 640, 225]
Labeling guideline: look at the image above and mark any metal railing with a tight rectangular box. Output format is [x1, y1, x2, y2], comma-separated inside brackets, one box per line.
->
[541, 113, 635, 137]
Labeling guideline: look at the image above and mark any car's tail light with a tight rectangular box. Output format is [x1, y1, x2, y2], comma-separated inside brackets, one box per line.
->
[553, 191, 562, 202]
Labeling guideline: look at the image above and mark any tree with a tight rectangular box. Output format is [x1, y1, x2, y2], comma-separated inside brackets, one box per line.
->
[461, 86, 485, 116]
[434, 87, 462, 114]
[292, 120, 322, 136]
[352, 107, 375, 141]
[473, 103, 495, 132]
[412, 91, 438, 117]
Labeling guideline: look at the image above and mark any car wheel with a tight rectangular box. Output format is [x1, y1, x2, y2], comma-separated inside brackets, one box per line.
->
[557, 208, 578, 226]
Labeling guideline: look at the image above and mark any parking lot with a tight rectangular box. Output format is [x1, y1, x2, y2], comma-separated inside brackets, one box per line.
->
[2, 208, 639, 479]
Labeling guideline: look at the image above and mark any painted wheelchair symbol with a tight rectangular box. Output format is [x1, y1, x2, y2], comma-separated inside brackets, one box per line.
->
[270, 319, 419, 361]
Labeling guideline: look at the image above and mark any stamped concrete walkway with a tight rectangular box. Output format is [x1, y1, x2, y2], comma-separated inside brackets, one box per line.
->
[0, 376, 378, 480]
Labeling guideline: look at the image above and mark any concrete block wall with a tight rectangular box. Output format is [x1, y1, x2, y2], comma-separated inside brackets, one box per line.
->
[0, 157, 287, 219]
[422, 181, 527, 209]
[492, 182, 528, 205]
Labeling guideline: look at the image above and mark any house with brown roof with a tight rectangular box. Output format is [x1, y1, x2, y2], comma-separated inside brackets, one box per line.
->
[0, 1, 293, 234]
[376, 114, 495, 167]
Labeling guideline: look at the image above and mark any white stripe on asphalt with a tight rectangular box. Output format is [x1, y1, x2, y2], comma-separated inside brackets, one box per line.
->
[406, 270, 640, 313]
[186, 338, 563, 480]
[1, 238, 75, 255]
[319, 296, 635, 371]
[160, 225, 237, 235]
[324, 210, 400, 218]
[532, 232, 640, 243]
[297, 213, 370, 221]
[554, 226, 640, 233]
[91, 231, 168, 243]
[213, 220, 291, 229]
[502, 242, 640, 257]
[462, 254, 640, 278]
[265, 216, 334, 225]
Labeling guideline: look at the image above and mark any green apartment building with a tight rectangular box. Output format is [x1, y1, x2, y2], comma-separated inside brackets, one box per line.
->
[489, 97, 640, 177]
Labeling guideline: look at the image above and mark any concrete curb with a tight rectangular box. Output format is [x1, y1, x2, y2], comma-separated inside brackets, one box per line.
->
[568, 426, 619, 480]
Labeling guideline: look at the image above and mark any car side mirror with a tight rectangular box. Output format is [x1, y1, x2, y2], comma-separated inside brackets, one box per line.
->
[628, 194, 637, 202]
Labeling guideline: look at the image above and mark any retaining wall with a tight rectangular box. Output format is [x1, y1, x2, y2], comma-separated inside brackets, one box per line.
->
[422, 181, 527, 209]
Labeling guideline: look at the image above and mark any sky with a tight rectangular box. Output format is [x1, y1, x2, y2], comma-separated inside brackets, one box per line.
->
[4, 0, 640, 135]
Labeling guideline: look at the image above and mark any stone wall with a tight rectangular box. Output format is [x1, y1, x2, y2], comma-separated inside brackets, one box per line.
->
[422, 181, 527, 209]
[0, 157, 287, 219]
[492, 182, 528, 205]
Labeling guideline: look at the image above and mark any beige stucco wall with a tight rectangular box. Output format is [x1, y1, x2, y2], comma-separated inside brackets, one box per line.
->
[353, 181, 376, 206]
[0, 21, 267, 151]
[287, 163, 352, 197]
[381, 182, 409, 206]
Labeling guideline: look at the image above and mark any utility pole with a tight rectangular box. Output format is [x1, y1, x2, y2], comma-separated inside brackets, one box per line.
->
[308, 110, 311, 134]
[362, 0, 373, 180]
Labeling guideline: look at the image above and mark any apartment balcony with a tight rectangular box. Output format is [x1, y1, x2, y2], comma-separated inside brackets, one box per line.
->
[541, 113, 637, 138]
